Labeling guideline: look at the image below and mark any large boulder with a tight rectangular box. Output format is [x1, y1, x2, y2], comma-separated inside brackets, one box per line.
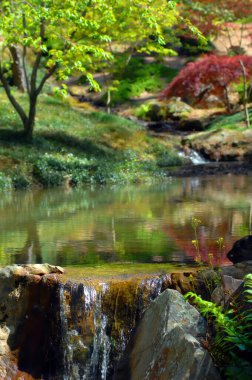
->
[227, 235, 252, 264]
[113, 289, 221, 380]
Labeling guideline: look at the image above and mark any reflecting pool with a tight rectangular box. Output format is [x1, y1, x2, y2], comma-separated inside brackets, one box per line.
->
[0, 175, 252, 270]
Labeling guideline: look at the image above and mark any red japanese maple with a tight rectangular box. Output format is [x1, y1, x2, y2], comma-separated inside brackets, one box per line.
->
[160, 55, 252, 110]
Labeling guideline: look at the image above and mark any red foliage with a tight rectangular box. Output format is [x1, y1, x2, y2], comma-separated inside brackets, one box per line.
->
[160, 55, 252, 108]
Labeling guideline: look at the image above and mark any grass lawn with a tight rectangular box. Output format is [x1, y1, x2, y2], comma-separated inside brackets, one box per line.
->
[0, 89, 183, 189]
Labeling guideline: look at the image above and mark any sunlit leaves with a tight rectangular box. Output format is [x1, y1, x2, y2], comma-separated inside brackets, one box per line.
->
[0, 0, 183, 85]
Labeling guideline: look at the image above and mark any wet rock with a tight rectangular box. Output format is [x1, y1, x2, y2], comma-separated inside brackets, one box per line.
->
[0, 265, 63, 379]
[114, 289, 221, 380]
[0, 264, 28, 279]
[146, 103, 165, 121]
[177, 118, 204, 131]
[147, 121, 174, 132]
[170, 270, 222, 300]
[211, 275, 243, 306]
[227, 235, 252, 264]
[188, 128, 252, 163]
[166, 162, 252, 178]
[0, 325, 10, 363]
[170, 271, 200, 294]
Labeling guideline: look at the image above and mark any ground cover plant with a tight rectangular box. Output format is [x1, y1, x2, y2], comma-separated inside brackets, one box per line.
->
[207, 110, 252, 131]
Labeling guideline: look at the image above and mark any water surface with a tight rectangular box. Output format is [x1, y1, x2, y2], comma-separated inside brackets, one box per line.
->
[1, 175, 252, 270]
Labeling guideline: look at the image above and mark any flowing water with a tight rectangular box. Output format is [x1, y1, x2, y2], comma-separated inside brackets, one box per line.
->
[0, 175, 252, 270]
[58, 275, 168, 380]
[178, 149, 208, 164]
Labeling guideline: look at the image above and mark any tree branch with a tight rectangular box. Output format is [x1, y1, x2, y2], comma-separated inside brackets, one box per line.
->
[239, 59, 251, 128]
[0, 64, 28, 125]
[30, 52, 42, 93]
[30, 18, 46, 93]
[36, 64, 57, 96]
[22, 13, 30, 94]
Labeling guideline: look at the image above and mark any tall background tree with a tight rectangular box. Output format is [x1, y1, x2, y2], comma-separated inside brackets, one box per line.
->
[180, 0, 252, 54]
[0, 0, 194, 139]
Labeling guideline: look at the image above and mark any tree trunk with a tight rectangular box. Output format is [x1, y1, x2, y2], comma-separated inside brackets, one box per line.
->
[106, 89, 111, 114]
[239, 59, 251, 128]
[9, 45, 28, 92]
[24, 94, 37, 140]
[224, 86, 232, 113]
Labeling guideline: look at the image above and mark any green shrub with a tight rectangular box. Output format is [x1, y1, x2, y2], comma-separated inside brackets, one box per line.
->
[0, 171, 12, 190]
[9, 163, 34, 189]
[33, 153, 92, 187]
[91, 150, 166, 184]
[103, 58, 178, 105]
[157, 152, 184, 167]
[12, 172, 31, 189]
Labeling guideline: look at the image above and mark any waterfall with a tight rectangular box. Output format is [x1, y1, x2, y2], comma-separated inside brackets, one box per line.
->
[178, 149, 208, 164]
[58, 275, 170, 380]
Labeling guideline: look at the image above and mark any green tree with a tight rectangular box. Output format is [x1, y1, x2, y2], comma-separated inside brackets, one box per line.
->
[0, 0, 185, 139]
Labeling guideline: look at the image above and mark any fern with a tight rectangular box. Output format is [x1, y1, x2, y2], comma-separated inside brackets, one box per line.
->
[185, 274, 252, 379]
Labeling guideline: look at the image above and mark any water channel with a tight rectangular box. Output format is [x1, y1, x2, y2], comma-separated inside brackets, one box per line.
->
[1, 174, 251, 272]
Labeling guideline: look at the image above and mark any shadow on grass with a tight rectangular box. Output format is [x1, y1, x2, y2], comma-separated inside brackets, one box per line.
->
[39, 130, 115, 158]
[0, 129, 31, 144]
[0, 128, 116, 159]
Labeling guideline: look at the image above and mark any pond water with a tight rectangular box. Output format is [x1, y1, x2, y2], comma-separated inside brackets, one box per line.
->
[0, 175, 252, 272]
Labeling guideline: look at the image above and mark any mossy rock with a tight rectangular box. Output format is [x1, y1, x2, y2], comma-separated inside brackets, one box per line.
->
[165, 97, 193, 120]
[136, 98, 192, 122]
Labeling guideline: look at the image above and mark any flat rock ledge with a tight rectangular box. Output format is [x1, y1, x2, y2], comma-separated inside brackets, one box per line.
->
[0, 263, 64, 278]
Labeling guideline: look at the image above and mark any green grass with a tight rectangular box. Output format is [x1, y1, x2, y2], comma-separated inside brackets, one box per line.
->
[0, 89, 182, 189]
[207, 109, 252, 131]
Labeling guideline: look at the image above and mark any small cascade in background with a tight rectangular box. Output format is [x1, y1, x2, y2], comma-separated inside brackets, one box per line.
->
[58, 274, 170, 380]
[179, 149, 208, 164]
